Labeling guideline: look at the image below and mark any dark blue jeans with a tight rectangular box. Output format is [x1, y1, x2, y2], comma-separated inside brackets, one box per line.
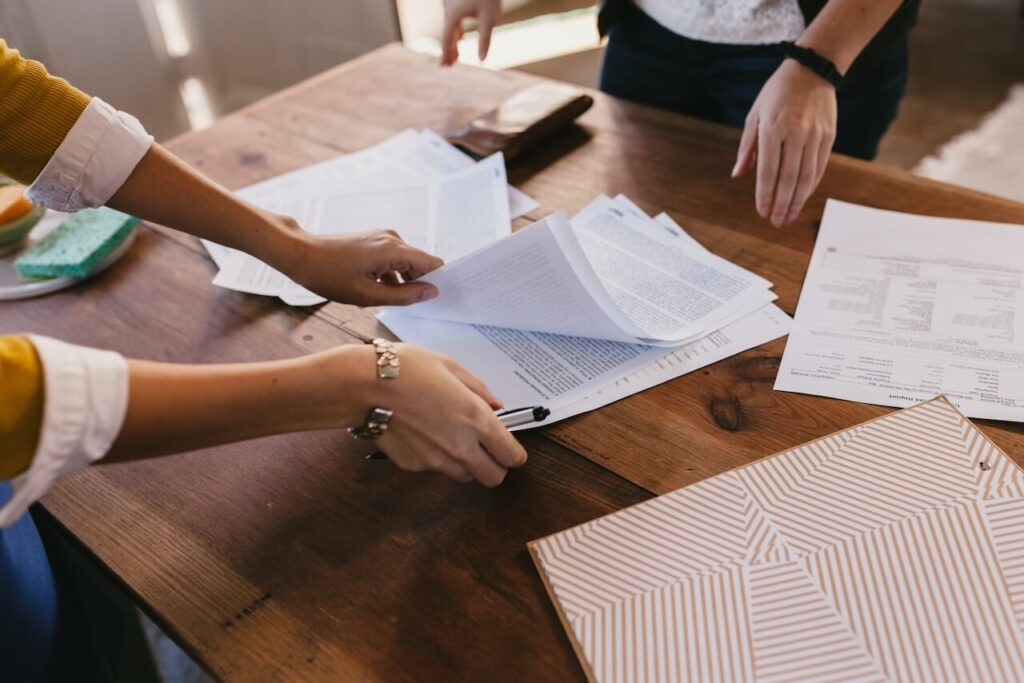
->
[599, 3, 909, 160]
[0, 483, 132, 681]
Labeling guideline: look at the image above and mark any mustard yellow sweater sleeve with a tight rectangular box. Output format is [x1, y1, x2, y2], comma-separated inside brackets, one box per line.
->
[0, 336, 44, 480]
[0, 39, 91, 185]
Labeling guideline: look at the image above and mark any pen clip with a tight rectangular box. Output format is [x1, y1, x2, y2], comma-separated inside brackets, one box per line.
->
[498, 406, 550, 422]
[497, 407, 530, 417]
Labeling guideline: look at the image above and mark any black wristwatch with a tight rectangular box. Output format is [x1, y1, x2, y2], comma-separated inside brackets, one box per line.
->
[779, 42, 844, 89]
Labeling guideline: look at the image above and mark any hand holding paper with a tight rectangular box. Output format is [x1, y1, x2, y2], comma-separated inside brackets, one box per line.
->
[205, 130, 535, 306]
[286, 228, 444, 307]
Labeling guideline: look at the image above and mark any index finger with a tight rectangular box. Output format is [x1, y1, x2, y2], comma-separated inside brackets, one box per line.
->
[476, 2, 498, 61]
[732, 113, 758, 178]
[441, 15, 461, 66]
[755, 128, 782, 220]
[770, 140, 804, 227]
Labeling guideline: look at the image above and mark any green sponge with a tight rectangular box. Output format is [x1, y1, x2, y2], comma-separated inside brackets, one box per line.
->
[14, 207, 138, 278]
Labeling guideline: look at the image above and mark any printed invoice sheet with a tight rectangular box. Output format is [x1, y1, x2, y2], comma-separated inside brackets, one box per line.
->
[776, 200, 1024, 420]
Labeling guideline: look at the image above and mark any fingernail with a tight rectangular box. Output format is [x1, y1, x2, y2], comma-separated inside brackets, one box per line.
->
[731, 162, 741, 178]
[420, 288, 438, 302]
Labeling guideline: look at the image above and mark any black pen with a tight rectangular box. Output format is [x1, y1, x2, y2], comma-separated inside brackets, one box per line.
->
[497, 406, 550, 428]
[366, 406, 549, 460]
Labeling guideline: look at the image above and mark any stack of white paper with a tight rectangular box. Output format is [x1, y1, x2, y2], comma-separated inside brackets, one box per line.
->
[379, 195, 792, 428]
[203, 129, 539, 306]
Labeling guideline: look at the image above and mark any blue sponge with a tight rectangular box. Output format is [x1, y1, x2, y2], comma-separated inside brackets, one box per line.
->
[14, 207, 138, 279]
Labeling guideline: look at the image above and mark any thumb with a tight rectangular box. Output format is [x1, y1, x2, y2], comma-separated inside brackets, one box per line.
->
[733, 114, 759, 178]
[393, 243, 444, 280]
[370, 280, 439, 307]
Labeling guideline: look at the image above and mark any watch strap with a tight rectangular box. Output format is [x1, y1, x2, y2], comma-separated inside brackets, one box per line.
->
[779, 42, 844, 88]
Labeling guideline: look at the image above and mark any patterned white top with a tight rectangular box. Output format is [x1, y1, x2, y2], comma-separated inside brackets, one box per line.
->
[633, 0, 806, 45]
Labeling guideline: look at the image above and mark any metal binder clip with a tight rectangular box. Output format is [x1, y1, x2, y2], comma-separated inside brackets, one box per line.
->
[979, 460, 992, 471]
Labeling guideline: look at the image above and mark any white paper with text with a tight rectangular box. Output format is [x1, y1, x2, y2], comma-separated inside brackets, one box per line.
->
[776, 200, 1024, 421]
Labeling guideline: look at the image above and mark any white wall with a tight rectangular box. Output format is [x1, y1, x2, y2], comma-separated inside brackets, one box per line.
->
[183, 0, 400, 113]
[0, 0, 401, 140]
[0, 0, 189, 139]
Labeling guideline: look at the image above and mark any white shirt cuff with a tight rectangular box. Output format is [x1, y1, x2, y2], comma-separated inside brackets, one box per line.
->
[26, 97, 154, 212]
[0, 336, 129, 527]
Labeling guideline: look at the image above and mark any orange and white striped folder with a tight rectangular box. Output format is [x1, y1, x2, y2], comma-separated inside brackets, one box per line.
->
[529, 396, 1024, 683]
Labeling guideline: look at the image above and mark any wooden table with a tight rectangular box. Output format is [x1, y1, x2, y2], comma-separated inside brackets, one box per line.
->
[7, 44, 1024, 681]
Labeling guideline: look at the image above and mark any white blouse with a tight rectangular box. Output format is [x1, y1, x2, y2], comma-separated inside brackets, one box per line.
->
[26, 96, 153, 212]
[0, 96, 150, 526]
[0, 337, 129, 527]
[633, 0, 806, 45]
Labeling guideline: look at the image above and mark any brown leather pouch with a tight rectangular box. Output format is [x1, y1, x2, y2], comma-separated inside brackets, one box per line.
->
[446, 82, 593, 160]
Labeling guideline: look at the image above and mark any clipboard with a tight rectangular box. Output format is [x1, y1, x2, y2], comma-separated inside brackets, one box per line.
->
[530, 396, 1024, 682]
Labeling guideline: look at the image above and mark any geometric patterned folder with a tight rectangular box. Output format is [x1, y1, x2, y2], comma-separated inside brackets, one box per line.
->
[529, 397, 1024, 683]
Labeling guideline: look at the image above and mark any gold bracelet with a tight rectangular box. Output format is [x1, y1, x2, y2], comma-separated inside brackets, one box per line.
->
[349, 338, 399, 440]
[371, 338, 400, 379]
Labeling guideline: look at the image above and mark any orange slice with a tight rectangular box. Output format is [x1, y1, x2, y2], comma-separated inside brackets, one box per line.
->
[0, 184, 34, 224]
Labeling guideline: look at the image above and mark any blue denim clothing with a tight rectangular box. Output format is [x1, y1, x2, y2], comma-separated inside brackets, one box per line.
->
[599, 3, 909, 160]
[0, 483, 127, 682]
[0, 483, 60, 681]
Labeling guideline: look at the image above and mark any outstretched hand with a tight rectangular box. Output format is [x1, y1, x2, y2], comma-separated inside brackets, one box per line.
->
[441, 0, 501, 66]
[732, 59, 837, 227]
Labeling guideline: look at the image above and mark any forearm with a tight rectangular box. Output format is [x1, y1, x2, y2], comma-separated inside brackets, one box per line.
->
[105, 144, 310, 274]
[106, 345, 375, 463]
[797, 0, 905, 73]
[0, 338, 382, 527]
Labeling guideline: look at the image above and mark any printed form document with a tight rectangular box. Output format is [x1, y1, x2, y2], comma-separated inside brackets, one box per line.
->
[776, 200, 1024, 421]
[381, 195, 791, 427]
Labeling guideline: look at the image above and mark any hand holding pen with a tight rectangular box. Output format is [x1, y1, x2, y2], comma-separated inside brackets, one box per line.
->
[367, 405, 549, 466]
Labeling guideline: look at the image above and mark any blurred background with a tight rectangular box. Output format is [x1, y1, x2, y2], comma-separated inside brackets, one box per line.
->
[1, 0, 1019, 175]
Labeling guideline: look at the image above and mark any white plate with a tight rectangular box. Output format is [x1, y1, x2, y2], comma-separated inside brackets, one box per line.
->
[0, 210, 137, 301]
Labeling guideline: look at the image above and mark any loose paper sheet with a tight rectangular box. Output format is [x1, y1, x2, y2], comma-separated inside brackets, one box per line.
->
[776, 200, 1024, 421]
[379, 303, 790, 429]
[557, 304, 791, 423]
[573, 196, 773, 341]
[391, 212, 655, 344]
[531, 397, 1024, 682]
[377, 310, 667, 414]
[395, 201, 775, 346]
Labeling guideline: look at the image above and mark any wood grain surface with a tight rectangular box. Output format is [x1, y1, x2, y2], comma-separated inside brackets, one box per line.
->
[6, 44, 1024, 680]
